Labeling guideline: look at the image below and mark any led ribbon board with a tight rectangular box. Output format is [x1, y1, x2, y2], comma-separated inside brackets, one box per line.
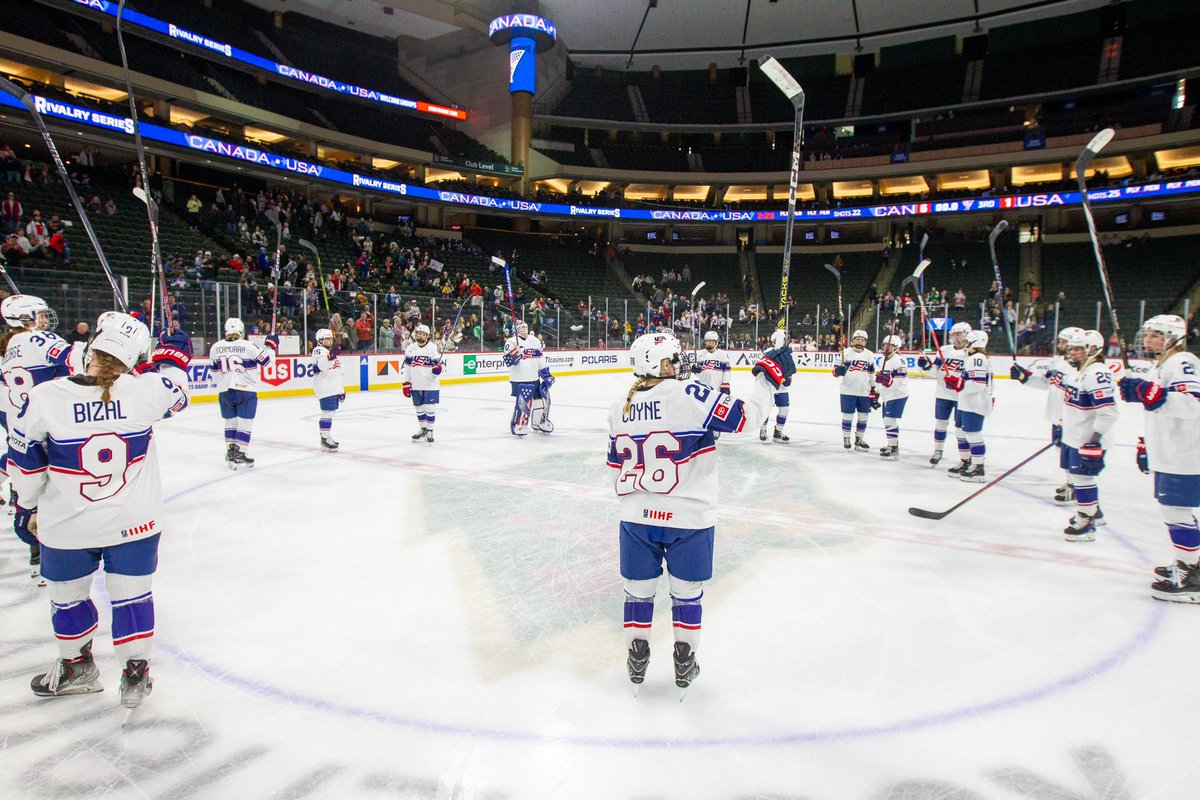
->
[66, 0, 466, 120]
[7, 92, 1197, 223]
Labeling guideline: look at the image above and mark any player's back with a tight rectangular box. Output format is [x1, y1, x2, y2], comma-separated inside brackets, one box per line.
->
[209, 339, 267, 392]
[9, 372, 187, 549]
[957, 352, 993, 416]
[1146, 352, 1200, 473]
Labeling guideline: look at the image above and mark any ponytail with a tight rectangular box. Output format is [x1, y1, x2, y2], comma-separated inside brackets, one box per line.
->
[0, 327, 17, 357]
[623, 377, 648, 415]
[90, 351, 127, 404]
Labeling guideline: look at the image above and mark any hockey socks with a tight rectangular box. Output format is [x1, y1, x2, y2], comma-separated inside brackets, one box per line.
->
[671, 591, 702, 653]
[623, 593, 654, 648]
[108, 573, 155, 663]
[1164, 507, 1200, 560]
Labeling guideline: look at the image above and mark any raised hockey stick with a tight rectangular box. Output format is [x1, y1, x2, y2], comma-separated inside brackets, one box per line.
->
[689, 280, 707, 363]
[908, 442, 1055, 519]
[0, 262, 20, 294]
[987, 220, 1019, 359]
[439, 298, 468, 351]
[0, 77, 126, 312]
[264, 209, 283, 335]
[760, 56, 804, 333]
[1075, 128, 1128, 366]
[296, 238, 330, 316]
[901, 259, 940, 356]
[823, 262, 843, 349]
[117, 2, 166, 329]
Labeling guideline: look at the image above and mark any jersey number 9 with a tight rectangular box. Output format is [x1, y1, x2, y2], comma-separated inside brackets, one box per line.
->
[78, 433, 130, 501]
[613, 433, 681, 495]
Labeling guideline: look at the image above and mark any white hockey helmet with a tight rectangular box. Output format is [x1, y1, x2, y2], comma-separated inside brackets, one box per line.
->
[515, 320, 529, 337]
[414, 323, 431, 343]
[315, 328, 333, 345]
[224, 317, 246, 338]
[963, 329, 988, 351]
[882, 334, 903, 352]
[87, 312, 150, 371]
[1066, 329, 1103, 364]
[2, 294, 55, 330]
[1136, 314, 1186, 358]
[1056, 326, 1084, 353]
[949, 321, 972, 346]
[629, 332, 683, 379]
[704, 330, 720, 342]
[768, 329, 788, 349]
[851, 329, 868, 346]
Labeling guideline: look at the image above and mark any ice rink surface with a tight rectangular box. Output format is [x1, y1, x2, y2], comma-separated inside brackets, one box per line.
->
[1, 367, 1198, 800]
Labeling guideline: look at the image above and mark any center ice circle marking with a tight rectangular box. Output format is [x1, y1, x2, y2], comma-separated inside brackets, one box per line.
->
[162, 445, 1166, 749]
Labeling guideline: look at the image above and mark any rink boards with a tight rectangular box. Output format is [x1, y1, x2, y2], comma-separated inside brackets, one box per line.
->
[180, 348, 1154, 402]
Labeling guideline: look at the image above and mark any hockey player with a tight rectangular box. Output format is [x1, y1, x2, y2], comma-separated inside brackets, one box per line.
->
[208, 318, 277, 468]
[759, 329, 792, 443]
[918, 321, 971, 466]
[1058, 330, 1119, 542]
[692, 331, 730, 394]
[9, 312, 189, 708]
[1, 295, 73, 574]
[504, 321, 552, 436]
[832, 329, 875, 451]
[402, 323, 443, 443]
[875, 334, 909, 460]
[1011, 327, 1084, 503]
[942, 329, 992, 482]
[1118, 314, 1200, 601]
[310, 328, 345, 451]
[608, 332, 794, 693]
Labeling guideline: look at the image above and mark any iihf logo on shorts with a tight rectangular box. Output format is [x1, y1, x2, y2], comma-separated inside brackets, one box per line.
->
[643, 508, 674, 522]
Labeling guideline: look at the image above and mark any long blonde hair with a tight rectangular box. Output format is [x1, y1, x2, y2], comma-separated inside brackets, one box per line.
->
[90, 351, 127, 404]
[623, 376, 655, 414]
[0, 327, 20, 357]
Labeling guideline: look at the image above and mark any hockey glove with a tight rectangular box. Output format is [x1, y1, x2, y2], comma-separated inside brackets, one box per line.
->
[1118, 377, 1167, 411]
[766, 346, 797, 379]
[753, 347, 795, 390]
[402, 382, 412, 398]
[138, 342, 191, 374]
[1078, 441, 1106, 476]
[339, 393, 346, 403]
[1010, 364, 1031, 383]
[1136, 436, 1149, 474]
[538, 367, 554, 387]
[868, 388, 881, 410]
[877, 372, 893, 388]
[432, 361, 444, 375]
[690, 363, 702, 374]
[503, 351, 522, 368]
[943, 373, 965, 392]
[264, 334, 280, 352]
[916, 355, 932, 370]
[1051, 423, 1063, 445]
[13, 505, 36, 546]
[831, 363, 847, 378]
[329, 346, 342, 359]
[159, 328, 192, 356]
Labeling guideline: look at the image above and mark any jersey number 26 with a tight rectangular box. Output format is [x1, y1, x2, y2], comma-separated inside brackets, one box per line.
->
[612, 433, 681, 495]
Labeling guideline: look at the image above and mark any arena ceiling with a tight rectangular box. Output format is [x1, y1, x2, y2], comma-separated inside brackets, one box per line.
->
[244, 0, 1113, 70]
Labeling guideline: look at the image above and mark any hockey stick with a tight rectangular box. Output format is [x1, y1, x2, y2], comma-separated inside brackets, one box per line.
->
[760, 56, 804, 333]
[0, 77, 126, 312]
[264, 209, 283, 335]
[823, 263, 843, 348]
[296, 238, 330, 317]
[117, 2, 165, 328]
[439, 298, 468, 352]
[0, 262, 20, 294]
[901, 259, 941, 363]
[908, 441, 1055, 519]
[987, 220, 1019, 359]
[689, 280, 707, 364]
[1075, 128, 1127, 366]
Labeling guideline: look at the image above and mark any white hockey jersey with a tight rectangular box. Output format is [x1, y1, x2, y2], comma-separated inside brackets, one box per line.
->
[1025, 354, 1070, 423]
[1142, 351, 1200, 475]
[876, 353, 909, 403]
[694, 348, 731, 391]
[208, 338, 274, 393]
[607, 374, 774, 530]
[1059, 360, 1120, 449]
[310, 346, 344, 400]
[505, 334, 544, 384]
[956, 351, 993, 417]
[931, 343, 967, 401]
[1, 329, 73, 421]
[8, 366, 189, 549]
[403, 341, 444, 391]
[838, 347, 876, 397]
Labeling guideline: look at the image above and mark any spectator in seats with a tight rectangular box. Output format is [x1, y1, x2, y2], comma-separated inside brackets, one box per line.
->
[379, 322, 393, 351]
[104, 198, 117, 216]
[47, 228, 69, 265]
[66, 320, 90, 344]
[0, 143, 20, 182]
[25, 210, 48, 257]
[954, 289, 967, 311]
[354, 311, 374, 352]
[392, 316, 405, 347]
[185, 194, 202, 229]
[88, 195, 101, 214]
[1055, 291, 1067, 314]
[2, 232, 26, 268]
[2, 191, 21, 233]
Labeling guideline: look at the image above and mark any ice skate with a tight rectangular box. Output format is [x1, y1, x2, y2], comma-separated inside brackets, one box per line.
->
[959, 463, 986, 483]
[879, 445, 899, 461]
[843, 436, 852, 450]
[424, 430, 435, 444]
[672, 642, 699, 698]
[854, 436, 869, 452]
[119, 659, 153, 710]
[224, 443, 237, 466]
[772, 428, 789, 444]
[929, 449, 943, 466]
[411, 428, 427, 442]
[1154, 559, 1191, 579]
[1092, 506, 1106, 526]
[28, 541, 40, 576]
[947, 459, 970, 477]
[6, 483, 14, 515]
[31, 641, 102, 698]
[228, 446, 255, 470]
[1053, 483, 1075, 505]
[759, 426, 769, 442]
[1151, 562, 1200, 603]
[320, 437, 340, 452]
[1063, 512, 1097, 542]
[627, 639, 650, 691]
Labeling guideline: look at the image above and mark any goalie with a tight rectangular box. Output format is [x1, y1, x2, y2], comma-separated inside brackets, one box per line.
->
[504, 321, 553, 436]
